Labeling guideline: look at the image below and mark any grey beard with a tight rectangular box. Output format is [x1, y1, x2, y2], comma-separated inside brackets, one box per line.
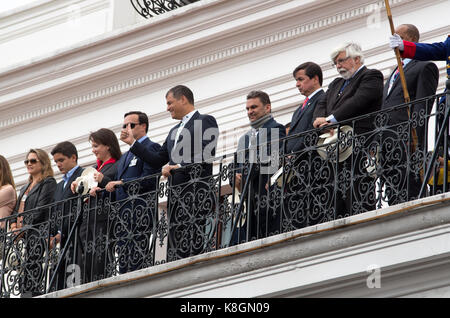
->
[338, 68, 352, 79]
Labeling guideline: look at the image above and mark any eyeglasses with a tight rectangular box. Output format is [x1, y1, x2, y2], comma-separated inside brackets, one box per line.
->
[122, 122, 140, 129]
[334, 56, 351, 66]
[24, 159, 39, 165]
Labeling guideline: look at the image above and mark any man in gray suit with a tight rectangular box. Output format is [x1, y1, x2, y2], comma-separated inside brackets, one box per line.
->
[381, 24, 439, 205]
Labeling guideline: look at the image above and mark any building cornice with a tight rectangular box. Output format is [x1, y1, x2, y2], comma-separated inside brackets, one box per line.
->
[0, 0, 424, 132]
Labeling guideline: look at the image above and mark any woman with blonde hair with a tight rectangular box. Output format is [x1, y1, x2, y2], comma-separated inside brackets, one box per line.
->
[10, 149, 56, 231]
[0, 155, 16, 230]
[9, 148, 57, 297]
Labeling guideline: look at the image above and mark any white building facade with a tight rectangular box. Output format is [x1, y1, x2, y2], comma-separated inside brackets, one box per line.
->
[1, 0, 449, 298]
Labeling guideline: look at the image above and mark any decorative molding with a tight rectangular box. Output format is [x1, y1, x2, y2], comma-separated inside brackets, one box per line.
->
[0, 0, 419, 131]
[0, 0, 111, 44]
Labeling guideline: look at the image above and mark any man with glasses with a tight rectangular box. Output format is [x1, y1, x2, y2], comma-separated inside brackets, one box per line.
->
[104, 111, 161, 196]
[312, 42, 384, 219]
[104, 111, 161, 274]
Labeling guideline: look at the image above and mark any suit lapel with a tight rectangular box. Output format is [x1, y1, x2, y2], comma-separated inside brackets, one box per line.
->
[387, 60, 416, 97]
[332, 67, 366, 110]
[27, 181, 41, 198]
[168, 111, 200, 163]
[119, 150, 133, 178]
[63, 167, 82, 197]
[290, 90, 323, 132]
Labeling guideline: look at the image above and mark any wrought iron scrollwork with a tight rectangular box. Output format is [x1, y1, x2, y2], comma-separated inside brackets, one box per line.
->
[1, 92, 449, 298]
[130, 0, 200, 19]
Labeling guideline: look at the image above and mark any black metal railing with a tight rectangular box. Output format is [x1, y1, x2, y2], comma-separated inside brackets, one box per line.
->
[0, 90, 448, 297]
[130, 0, 200, 19]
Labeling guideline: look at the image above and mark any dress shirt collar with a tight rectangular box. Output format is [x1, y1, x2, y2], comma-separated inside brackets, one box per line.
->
[180, 110, 198, 126]
[136, 135, 148, 144]
[63, 165, 79, 187]
[306, 88, 323, 100]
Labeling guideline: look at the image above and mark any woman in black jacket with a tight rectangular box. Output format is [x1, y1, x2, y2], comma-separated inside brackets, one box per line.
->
[9, 148, 57, 297]
[70, 128, 121, 283]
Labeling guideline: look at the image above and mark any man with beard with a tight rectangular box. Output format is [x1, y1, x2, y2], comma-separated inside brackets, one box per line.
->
[313, 42, 384, 219]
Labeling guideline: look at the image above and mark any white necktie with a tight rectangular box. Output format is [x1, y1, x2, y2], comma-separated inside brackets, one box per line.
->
[174, 121, 185, 148]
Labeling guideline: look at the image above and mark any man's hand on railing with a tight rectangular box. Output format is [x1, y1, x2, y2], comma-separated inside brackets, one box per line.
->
[162, 164, 180, 178]
[313, 117, 331, 129]
[89, 186, 102, 197]
[105, 180, 123, 192]
[313, 117, 334, 135]
[48, 233, 61, 250]
[234, 173, 242, 192]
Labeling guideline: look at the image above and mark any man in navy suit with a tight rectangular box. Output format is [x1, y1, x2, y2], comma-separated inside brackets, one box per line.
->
[121, 85, 219, 260]
[232, 90, 286, 243]
[105, 111, 162, 198]
[50, 141, 84, 291]
[105, 111, 161, 273]
[382, 25, 438, 205]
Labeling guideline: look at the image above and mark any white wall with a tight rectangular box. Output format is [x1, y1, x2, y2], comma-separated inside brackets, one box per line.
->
[0, 0, 448, 188]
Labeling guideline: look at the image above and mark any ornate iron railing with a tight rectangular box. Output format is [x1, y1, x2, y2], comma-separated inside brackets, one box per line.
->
[130, 0, 200, 19]
[0, 90, 448, 297]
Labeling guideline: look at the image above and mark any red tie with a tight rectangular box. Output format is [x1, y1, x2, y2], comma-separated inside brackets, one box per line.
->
[301, 97, 309, 110]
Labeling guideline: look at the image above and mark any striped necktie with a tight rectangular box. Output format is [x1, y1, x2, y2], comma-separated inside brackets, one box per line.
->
[301, 97, 309, 110]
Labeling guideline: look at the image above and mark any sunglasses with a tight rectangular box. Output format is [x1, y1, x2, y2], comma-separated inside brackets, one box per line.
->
[122, 122, 140, 129]
[24, 159, 39, 165]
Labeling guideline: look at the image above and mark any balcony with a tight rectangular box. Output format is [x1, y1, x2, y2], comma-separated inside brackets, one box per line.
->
[1, 91, 450, 298]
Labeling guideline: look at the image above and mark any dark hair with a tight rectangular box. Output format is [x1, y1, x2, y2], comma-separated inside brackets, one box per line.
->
[51, 141, 78, 161]
[246, 90, 271, 106]
[402, 24, 420, 42]
[292, 62, 323, 86]
[124, 111, 149, 133]
[89, 128, 122, 161]
[166, 85, 194, 105]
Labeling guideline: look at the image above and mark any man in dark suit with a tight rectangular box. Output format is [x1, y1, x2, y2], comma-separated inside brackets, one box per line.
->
[391, 32, 450, 193]
[313, 42, 384, 218]
[281, 62, 326, 231]
[232, 90, 286, 244]
[382, 24, 439, 205]
[286, 62, 325, 154]
[49, 141, 84, 291]
[104, 111, 161, 273]
[121, 85, 219, 260]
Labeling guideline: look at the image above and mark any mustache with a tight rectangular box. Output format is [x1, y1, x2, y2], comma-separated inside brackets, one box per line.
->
[338, 68, 352, 79]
